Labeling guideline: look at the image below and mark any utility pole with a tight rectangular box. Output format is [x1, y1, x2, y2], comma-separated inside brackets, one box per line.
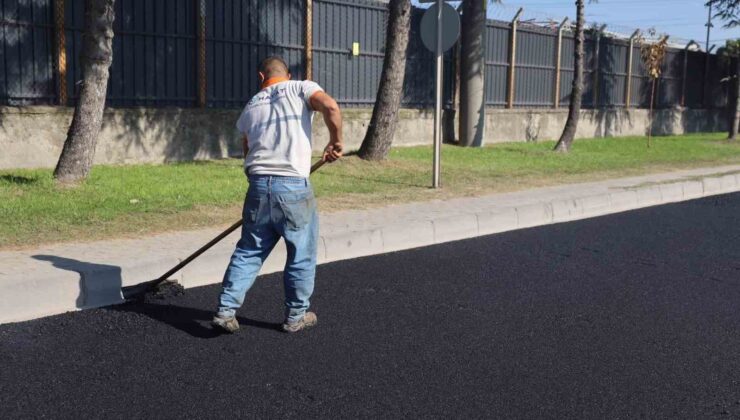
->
[705, 0, 713, 52]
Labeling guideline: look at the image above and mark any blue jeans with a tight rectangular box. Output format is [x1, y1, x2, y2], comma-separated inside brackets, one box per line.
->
[217, 175, 318, 323]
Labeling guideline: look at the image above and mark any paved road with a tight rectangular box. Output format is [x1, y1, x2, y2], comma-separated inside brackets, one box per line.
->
[2, 193, 740, 419]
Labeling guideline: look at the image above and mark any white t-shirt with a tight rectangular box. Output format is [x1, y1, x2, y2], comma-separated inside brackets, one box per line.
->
[236, 80, 323, 178]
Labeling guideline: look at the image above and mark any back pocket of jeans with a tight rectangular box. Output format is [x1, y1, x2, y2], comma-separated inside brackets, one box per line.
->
[277, 192, 315, 230]
[243, 195, 262, 224]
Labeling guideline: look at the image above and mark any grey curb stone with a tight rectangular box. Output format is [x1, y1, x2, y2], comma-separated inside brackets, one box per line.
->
[577, 194, 611, 216]
[381, 220, 434, 253]
[608, 190, 639, 212]
[516, 203, 554, 228]
[636, 185, 663, 206]
[682, 181, 704, 199]
[550, 198, 581, 222]
[476, 208, 519, 235]
[433, 215, 478, 243]
[720, 174, 737, 190]
[659, 182, 684, 202]
[317, 237, 329, 265]
[702, 177, 722, 195]
[323, 229, 383, 263]
[0, 271, 80, 324]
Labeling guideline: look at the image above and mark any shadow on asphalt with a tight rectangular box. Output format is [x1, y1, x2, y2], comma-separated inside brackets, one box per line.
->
[31, 255, 284, 338]
[108, 302, 282, 339]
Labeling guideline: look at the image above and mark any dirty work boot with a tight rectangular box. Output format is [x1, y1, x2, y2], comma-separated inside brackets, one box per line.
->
[282, 312, 317, 333]
[211, 314, 239, 333]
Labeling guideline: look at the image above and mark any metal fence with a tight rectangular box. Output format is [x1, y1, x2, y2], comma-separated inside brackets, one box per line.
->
[484, 20, 735, 110]
[0, 0, 734, 110]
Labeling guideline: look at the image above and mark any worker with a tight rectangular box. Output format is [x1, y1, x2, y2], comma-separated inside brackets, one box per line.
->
[212, 56, 343, 334]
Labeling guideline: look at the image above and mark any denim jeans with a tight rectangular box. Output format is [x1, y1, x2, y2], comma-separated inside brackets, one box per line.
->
[217, 175, 318, 323]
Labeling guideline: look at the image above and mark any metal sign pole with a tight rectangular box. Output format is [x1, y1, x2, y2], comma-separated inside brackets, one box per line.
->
[420, 0, 459, 188]
[432, 0, 443, 189]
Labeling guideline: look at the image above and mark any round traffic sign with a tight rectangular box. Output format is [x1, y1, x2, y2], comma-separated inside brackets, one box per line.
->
[420, 2, 461, 54]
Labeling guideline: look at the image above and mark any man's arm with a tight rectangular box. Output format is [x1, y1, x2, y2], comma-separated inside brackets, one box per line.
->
[309, 91, 343, 162]
[242, 134, 249, 159]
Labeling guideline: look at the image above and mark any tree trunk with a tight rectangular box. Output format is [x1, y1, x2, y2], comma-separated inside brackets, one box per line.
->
[553, 0, 584, 153]
[358, 0, 411, 161]
[458, 0, 486, 147]
[443, 40, 461, 144]
[729, 58, 739, 141]
[648, 79, 656, 147]
[54, 0, 115, 184]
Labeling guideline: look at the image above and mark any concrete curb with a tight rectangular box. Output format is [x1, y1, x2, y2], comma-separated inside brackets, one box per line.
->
[1, 169, 739, 324]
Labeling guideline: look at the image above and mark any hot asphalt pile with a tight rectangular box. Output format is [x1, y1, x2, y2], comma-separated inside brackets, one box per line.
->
[1, 193, 739, 418]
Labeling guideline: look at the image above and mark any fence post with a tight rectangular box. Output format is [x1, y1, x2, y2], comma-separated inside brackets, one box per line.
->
[553, 17, 568, 109]
[681, 40, 698, 107]
[196, 0, 207, 108]
[506, 8, 523, 109]
[305, 0, 313, 80]
[625, 29, 639, 108]
[703, 44, 715, 108]
[53, 0, 67, 105]
[592, 24, 605, 107]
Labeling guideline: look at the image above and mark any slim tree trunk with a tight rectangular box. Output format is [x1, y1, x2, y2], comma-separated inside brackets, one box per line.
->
[458, 0, 486, 147]
[648, 79, 656, 147]
[553, 0, 584, 153]
[729, 59, 739, 141]
[358, 0, 411, 161]
[54, 0, 115, 184]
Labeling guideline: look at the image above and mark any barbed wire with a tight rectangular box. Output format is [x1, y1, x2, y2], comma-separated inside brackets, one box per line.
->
[411, 1, 725, 51]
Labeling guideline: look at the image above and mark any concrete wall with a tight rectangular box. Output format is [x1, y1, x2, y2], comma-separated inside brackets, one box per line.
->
[483, 108, 730, 143]
[0, 106, 729, 170]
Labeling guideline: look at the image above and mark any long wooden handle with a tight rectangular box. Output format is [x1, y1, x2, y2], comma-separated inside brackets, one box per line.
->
[155, 158, 327, 282]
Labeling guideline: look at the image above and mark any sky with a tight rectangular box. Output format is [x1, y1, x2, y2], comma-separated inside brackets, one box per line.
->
[412, 0, 738, 50]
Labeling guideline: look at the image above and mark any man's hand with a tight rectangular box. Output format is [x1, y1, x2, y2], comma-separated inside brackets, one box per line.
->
[323, 143, 343, 162]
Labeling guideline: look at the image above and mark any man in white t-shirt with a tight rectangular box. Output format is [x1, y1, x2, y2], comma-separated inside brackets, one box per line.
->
[212, 56, 343, 334]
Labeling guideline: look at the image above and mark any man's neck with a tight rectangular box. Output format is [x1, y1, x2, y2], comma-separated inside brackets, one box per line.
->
[261, 76, 290, 89]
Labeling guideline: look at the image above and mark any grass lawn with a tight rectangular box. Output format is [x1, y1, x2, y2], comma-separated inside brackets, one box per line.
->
[2, 133, 739, 249]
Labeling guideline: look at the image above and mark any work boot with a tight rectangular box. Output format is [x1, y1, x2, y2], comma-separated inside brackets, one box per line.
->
[211, 314, 239, 333]
[282, 312, 317, 333]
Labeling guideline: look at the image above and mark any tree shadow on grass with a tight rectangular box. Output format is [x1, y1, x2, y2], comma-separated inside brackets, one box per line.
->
[338, 172, 424, 188]
[0, 175, 37, 185]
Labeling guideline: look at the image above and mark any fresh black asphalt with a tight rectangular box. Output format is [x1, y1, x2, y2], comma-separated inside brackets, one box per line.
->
[2, 193, 740, 419]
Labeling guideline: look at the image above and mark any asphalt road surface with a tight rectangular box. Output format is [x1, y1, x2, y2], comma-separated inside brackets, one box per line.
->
[2, 193, 740, 419]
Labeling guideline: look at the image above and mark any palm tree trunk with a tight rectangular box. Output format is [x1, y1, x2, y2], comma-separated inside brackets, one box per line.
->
[458, 0, 486, 147]
[358, 0, 411, 161]
[553, 0, 584, 153]
[54, 0, 115, 184]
